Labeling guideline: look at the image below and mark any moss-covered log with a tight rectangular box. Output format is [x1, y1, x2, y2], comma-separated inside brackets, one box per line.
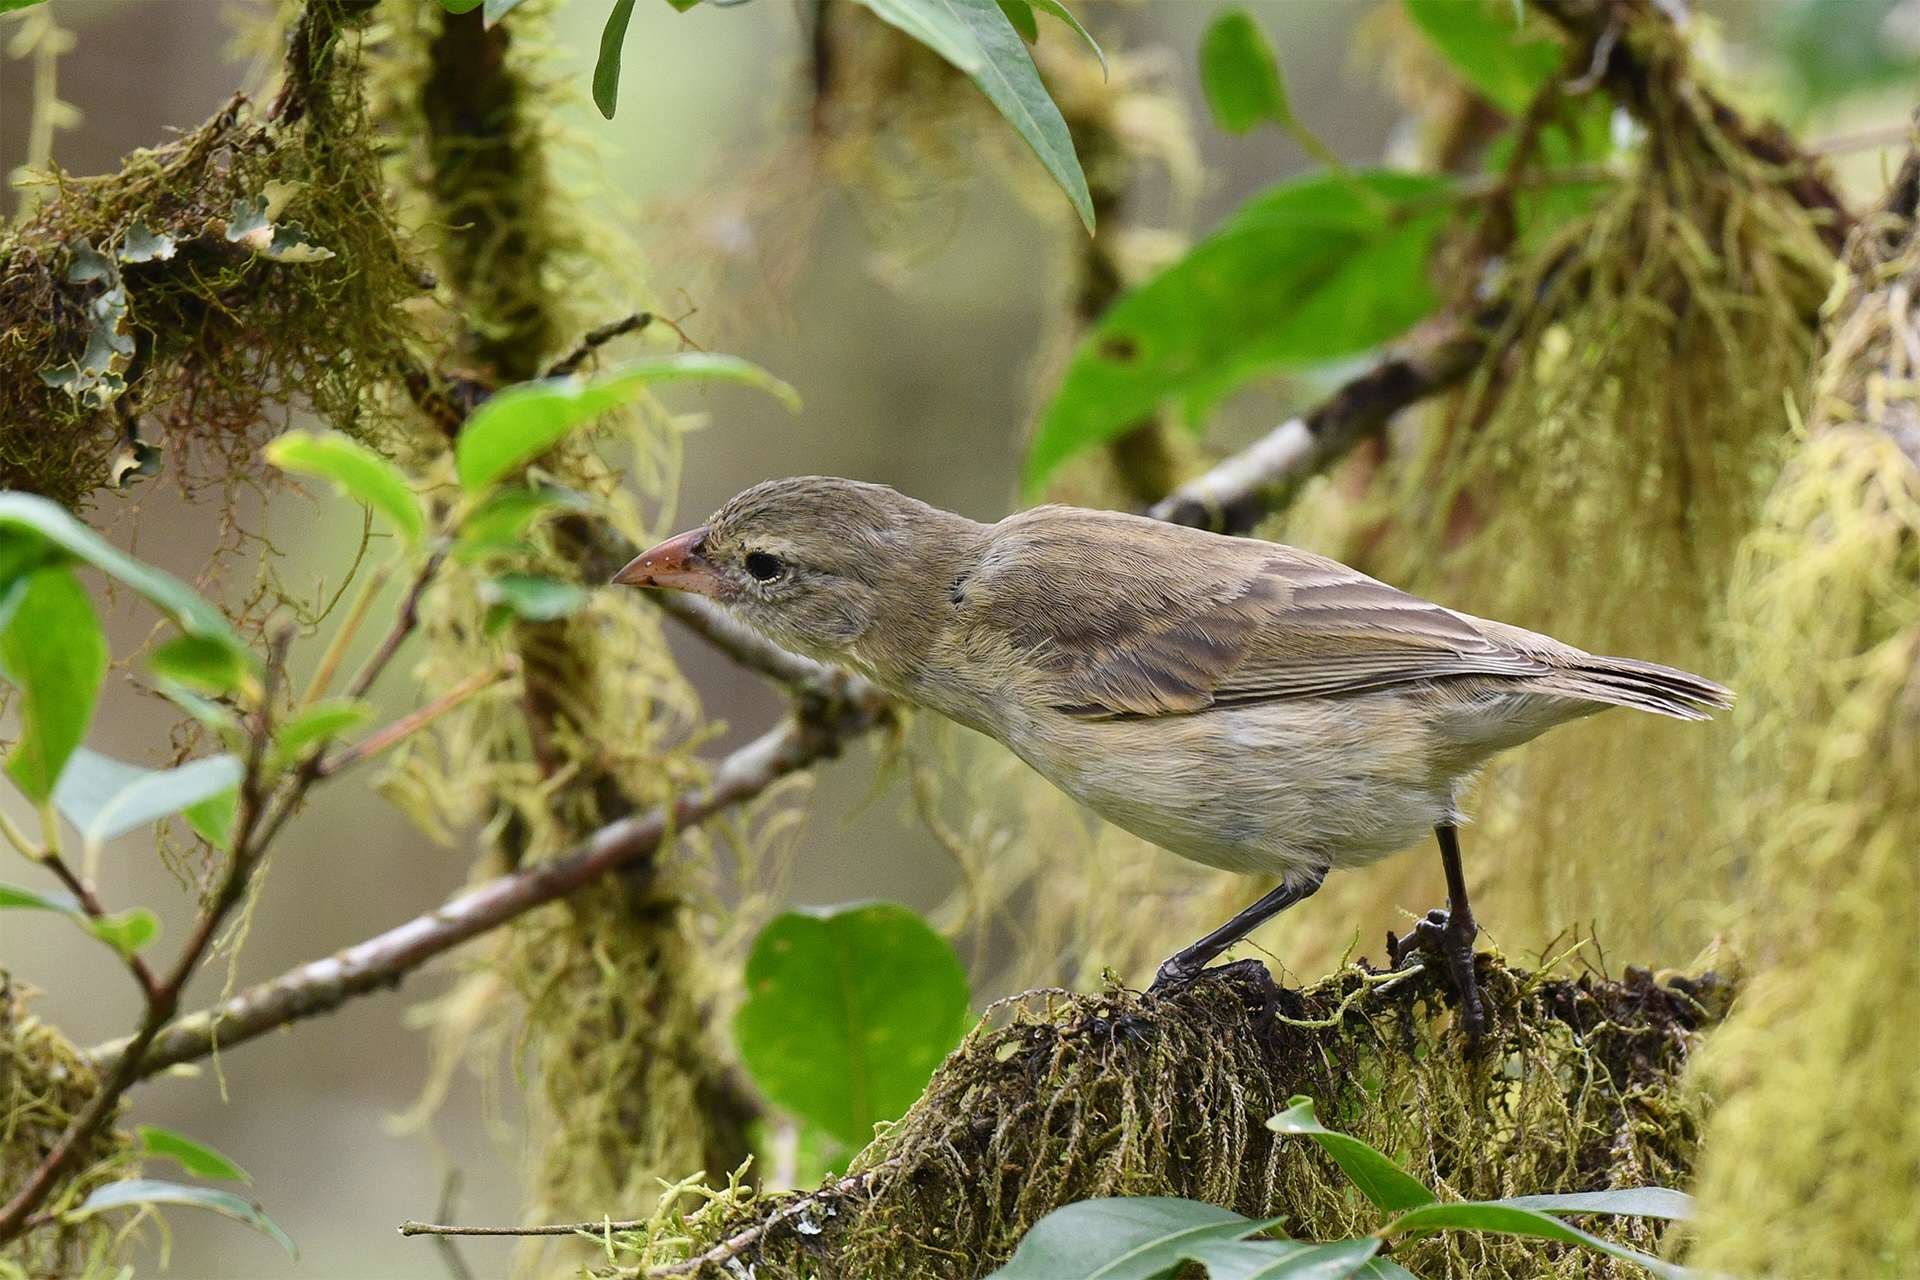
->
[626, 956, 1728, 1279]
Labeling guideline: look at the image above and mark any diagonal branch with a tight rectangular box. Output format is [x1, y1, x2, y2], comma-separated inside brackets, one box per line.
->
[90, 675, 891, 1081]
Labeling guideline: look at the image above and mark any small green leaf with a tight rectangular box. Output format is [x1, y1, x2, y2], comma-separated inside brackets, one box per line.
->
[86, 907, 159, 956]
[1182, 1237, 1382, 1280]
[117, 220, 177, 264]
[137, 1125, 250, 1182]
[1268, 1096, 1436, 1213]
[183, 787, 239, 848]
[0, 492, 251, 663]
[1356, 1263, 1421, 1280]
[1028, 170, 1450, 491]
[482, 0, 532, 23]
[663, 0, 703, 9]
[1199, 9, 1289, 134]
[997, 0, 1038, 41]
[53, 747, 244, 853]
[148, 634, 251, 697]
[593, 0, 639, 118]
[264, 430, 426, 547]
[455, 354, 799, 493]
[987, 1198, 1284, 1280]
[1382, 1201, 1690, 1279]
[0, 567, 107, 802]
[437, 0, 485, 10]
[456, 485, 589, 559]
[272, 699, 374, 766]
[481, 574, 590, 631]
[72, 1179, 296, 1259]
[1403, 0, 1562, 114]
[733, 903, 970, 1148]
[0, 882, 83, 914]
[0, 0, 52, 12]
[854, 0, 985, 73]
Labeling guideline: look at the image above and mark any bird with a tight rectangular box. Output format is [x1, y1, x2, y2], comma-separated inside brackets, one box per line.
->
[612, 476, 1732, 1035]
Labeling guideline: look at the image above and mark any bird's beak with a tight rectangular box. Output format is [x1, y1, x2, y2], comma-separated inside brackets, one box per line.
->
[611, 526, 721, 598]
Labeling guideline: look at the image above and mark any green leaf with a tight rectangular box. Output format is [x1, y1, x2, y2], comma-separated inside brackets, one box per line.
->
[85, 906, 160, 956]
[272, 699, 374, 766]
[456, 485, 589, 560]
[72, 1179, 296, 1259]
[1493, 1189, 1694, 1220]
[481, 574, 590, 633]
[147, 634, 251, 697]
[264, 431, 426, 547]
[952, 0, 1095, 233]
[1199, 9, 1289, 134]
[0, 0, 52, 12]
[1028, 170, 1450, 491]
[998, 0, 1038, 41]
[183, 787, 239, 848]
[663, 0, 703, 9]
[0, 492, 251, 664]
[0, 882, 83, 914]
[987, 1198, 1283, 1280]
[455, 354, 799, 493]
[118, 220, 177, 264]
[1268, 1096, 1436, 1213]
[482, 0, 532, 23]
[1403, 0, 1562, 114]
[593, 0, 639, 118]
[853, 0, 984, 73]
[0, 567, 107, 802]
[53, 747, 244, 853]
[1382, 1201, 1690, 1279]
[1356, 1263, 1421, 1280]
[137, 1125, 250, 1182]
[437, 0, 486, 10]
[1182, 1238, 1382, 1280]
[733, 902, 970, 1148]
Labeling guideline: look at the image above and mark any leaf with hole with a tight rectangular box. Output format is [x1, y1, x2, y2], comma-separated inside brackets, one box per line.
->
[0, 492, 250, 663]
[1028, 170, 1450, 491]
[985, 1197, 1287, 1279]
[455, 354, 798, 493]
[53, 747, 244, 855]
[137, 1125, 250, 1182]
[1403, 0, 1562, 114]
[72, 1179, 296, 1259]
[1268, 1096, 1436, 1213]
[265, 431, 426, 547]
[733, 902, 970, 1148]
[0, 566, 107, 802]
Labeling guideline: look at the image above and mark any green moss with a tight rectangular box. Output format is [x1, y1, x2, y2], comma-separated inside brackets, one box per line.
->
[1688, 189, 1920, 1280]
[611, 956, 1724, 1279]
[0, 0, 425, 506]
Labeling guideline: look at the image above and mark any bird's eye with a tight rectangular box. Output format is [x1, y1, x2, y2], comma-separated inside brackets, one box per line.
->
[744, 551, 785, 582]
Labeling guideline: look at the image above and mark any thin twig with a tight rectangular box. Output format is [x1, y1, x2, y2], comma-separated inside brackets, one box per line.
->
[316, 663, 514, 779]
[39, 852, 161, 1001]
[543, 313, 653, 379]
[401, 1217, 647, 1238]
[645, 1163, 889, 1278]
[90, 675, 891, 1081]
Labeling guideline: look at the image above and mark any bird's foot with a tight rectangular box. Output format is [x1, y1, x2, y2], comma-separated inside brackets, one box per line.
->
[1387, 907, 1486, 1039]
[1148, 954, 1272, 997]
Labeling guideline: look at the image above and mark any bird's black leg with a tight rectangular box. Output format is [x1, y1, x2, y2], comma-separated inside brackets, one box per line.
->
[1387, 823, 1486, 1037]
[1150, 867, 1327, 993]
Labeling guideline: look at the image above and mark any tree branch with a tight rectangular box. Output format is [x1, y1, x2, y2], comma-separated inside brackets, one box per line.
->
[39, 853, 161, 1002]
[1149, 322, 1488, 534]
[90, 674, 891, 1082]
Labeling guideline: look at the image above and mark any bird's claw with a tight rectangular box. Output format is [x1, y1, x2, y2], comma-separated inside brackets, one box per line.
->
[1387, 906, 1487, 1039]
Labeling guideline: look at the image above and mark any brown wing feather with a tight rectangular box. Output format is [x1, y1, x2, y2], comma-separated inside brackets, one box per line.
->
[972, 508, 1553, 720]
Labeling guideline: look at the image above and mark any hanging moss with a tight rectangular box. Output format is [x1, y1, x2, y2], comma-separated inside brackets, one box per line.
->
[0, 973, 135, 1280]
[607, 957, 1726, 1279]
[1368, 28, 1833, 971]
[1687, 158, 1920, 1279]
[0, 0, 425, 506]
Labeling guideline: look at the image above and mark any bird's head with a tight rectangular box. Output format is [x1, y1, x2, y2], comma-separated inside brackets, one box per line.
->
[612, 475, 978, 671]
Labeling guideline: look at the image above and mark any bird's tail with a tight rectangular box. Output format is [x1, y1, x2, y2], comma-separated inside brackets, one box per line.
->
[1540, 654, 1735, 721]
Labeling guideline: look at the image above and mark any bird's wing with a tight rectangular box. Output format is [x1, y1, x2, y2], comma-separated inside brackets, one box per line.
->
[970, 508, 1554, 720]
